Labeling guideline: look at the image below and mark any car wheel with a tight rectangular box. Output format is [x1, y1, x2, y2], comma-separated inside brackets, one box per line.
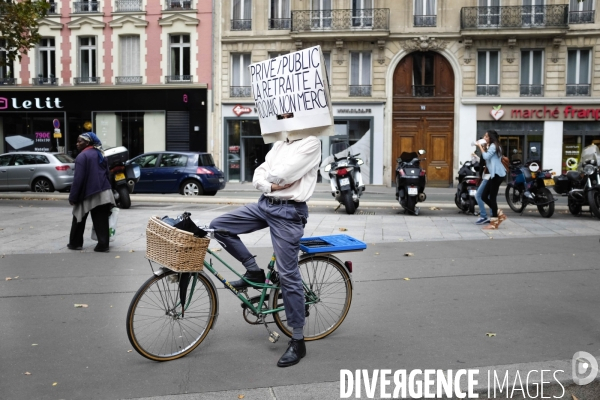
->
[180, 179, 204, 196]
[32, 177, 55, 193]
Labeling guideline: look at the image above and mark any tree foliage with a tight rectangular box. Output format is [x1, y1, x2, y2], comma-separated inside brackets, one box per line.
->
[0, 0, 50, 65]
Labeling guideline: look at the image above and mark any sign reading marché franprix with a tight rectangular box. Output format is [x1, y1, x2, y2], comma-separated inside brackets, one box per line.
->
[249, 45, 334, 143]
[478, 104, 600, 121]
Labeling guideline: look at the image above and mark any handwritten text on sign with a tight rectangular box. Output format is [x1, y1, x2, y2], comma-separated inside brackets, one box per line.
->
[249, 46, 331, 135]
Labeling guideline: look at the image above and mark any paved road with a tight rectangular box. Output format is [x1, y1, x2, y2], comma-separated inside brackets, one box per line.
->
[1, 195, 600, 399]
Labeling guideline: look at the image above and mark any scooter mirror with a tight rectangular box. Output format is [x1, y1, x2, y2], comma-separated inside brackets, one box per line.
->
[324, 164, 332, 173]
[357, 159, 364, 165]
[460, 161, 463, 165]
[418, 149, 426, 155]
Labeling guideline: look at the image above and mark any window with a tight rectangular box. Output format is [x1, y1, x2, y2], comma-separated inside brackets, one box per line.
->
[48, 0, 57, 14]
[269, 0, 290, 29]
[74, 0, 99, 13]
[477, 0, 500, 27]
[522, 0, 545, 26]
[232, 0, 252, 30]
[231, 53, 251, 97]
[78, 37, 97, 84]
[569, 0, 595, 23]
[414, 0, 436, 27]
[567, 49, 591, 96]
[119, 35, 141, 84]
[169, 35, 190, 82]
[37, 38, 56, 85]
[312, 0, 332, 29]
[352, 0, 373, 28]
[520, 50, 543, 96]
[0, 39, 14, 84]
[413, 53, 435, 96]
[350, 52, 371, 96]
[134, 154, 159, 168]
[159, 153, 187, 167]
[477, 50, 499, 96]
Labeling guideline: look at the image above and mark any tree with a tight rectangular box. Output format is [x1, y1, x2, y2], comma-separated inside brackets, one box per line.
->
[0, 0, 50, 65]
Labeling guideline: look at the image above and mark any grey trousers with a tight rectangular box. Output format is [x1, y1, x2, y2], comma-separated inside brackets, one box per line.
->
[209, 195, 308, 328]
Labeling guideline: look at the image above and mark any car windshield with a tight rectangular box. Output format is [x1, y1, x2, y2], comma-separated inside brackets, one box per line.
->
[198, 154, 215, 167]
[54, 154, 74, 163]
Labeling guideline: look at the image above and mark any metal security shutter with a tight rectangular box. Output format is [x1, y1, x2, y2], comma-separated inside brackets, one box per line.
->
[166, 111, 189, 151]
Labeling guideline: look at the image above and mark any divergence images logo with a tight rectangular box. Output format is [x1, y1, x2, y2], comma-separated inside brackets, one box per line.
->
[0, 97, 7, 110]
[572, 351, 599, 385]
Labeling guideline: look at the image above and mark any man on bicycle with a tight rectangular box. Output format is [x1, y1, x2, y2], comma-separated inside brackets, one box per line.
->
[209, 134, 321, 367]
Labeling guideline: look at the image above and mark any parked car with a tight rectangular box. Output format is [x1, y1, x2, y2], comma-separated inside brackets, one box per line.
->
[0, 152, 75, 192]
[126, 151, 225, 196]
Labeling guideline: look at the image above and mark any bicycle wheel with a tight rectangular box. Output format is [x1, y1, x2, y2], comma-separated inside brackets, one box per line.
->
[271, 255, 352, 341]
[126, 270, 217, 361]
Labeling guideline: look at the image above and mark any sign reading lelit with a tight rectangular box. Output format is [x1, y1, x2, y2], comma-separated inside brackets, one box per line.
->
[477, 105, 600, 121]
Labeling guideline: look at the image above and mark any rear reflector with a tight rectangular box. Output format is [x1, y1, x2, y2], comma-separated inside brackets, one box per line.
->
[55, 165, 70, 171]
[344, 261, 353, 273]
[196, 167, 214, 175]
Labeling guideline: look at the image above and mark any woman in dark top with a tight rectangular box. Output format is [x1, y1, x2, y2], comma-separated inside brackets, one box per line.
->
[67, 132, 115, 252]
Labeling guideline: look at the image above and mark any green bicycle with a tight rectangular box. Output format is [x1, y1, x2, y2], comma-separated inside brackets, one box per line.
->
[126, 227, 358, 362]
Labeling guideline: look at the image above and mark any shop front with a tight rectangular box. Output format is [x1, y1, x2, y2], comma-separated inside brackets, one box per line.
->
[0, 87, 208, 158]
[222, 103, 384, 184]
[476, 104, 600, 175]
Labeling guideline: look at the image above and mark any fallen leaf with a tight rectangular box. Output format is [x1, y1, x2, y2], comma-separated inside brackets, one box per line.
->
[127, 350, 133, 353]
[572, 395, 579, 400]
[486, 332, 496, 337]
[129, 250, 135, 253]
[403, 278, 410, 281]
[14, 276, 18, 279]
[404, 252, 414, 257]
[74, 304, 88, 308]
[339, 227, 348, 231]
[238, 395, 245, 399]
[374, 252, 379, 255]
[52, 382, 57, 386]
[32, 344, 38, 346]
[5, 277, 11, 281]
[24, 372, 31, 375]
[429, 207, 442, 211]
[115, 256, 120, 259]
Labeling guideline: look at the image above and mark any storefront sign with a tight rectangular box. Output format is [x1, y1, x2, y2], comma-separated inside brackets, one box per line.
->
[0, 96, 64, 110]
[478, 105, 600, 121]
[249, 45, 334, 142]
[232, 105, 252, 116]
[337, 108, 372, 114]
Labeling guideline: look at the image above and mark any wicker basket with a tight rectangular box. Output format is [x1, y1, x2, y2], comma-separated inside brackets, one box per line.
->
[146, 216, 210, 272]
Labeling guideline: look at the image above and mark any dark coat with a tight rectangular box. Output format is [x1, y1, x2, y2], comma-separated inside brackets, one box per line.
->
[68, 147, 111, 204]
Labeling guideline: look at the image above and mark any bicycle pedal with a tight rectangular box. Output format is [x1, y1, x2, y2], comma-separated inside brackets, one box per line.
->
[268, 331, 280, 343]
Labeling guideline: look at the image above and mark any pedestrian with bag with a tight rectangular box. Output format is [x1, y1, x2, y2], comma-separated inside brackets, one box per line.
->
[472, 137, 490, 225]
[67, 132, 116, 252]
[476, 129, 507, 229]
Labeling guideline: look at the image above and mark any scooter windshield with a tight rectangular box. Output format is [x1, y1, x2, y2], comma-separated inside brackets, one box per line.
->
[399, 152, 419, 163]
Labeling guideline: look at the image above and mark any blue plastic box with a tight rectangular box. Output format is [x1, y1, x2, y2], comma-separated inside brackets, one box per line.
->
[299, 234, 367, 254]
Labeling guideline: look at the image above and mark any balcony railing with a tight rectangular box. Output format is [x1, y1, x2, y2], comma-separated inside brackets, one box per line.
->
[477, 84, 499, 96]
[566, 84, 591, 96]
[32, 77, 58, 85]
[414, 15, 436, 27]
[520, 84, 544, 97]
[231, 19, 252, 30]
[461, 5, 568, 29]
[269, 18, 291, 30]
[569, 10, 595, 24]
[116, 76, 142, 84]
[230, 86, 252, 97]
[291, 9, 389, 32]
[165, 0, 192, 10]
[165, 75, 192, 83]
[73, 2, 100, 13]
[413, 85, 435, 97]
[0, 77, 16, 85]
[74, 77, 100, 84]
[115, 0, 142, 12]
[349, 85, 372, 97]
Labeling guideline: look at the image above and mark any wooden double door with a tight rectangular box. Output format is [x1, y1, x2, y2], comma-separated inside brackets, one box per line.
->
[392, 51, 455, 187]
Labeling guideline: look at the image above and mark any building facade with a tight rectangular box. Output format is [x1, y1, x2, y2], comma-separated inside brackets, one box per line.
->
[0, 0, 213, 158]
[214, 0, 600, 186]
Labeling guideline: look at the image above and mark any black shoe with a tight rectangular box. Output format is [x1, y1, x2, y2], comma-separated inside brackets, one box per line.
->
[230, 270, 265, 289]
[277, 338, 306, 368]
[93, 247, 109, 253]
[67, 244, 82, 250]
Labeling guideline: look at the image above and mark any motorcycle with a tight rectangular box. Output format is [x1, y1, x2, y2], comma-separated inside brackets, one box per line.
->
[553, 144, 600, 218]
[505, 161, 555, 218]
[395, 150, 427, 215]
[454, 159, 480, 215]
[105, 146, 140, 209]
[323, 142, 365, 214]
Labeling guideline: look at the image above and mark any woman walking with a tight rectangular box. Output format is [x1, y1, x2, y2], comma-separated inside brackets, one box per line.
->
[476, 130, 507, 229]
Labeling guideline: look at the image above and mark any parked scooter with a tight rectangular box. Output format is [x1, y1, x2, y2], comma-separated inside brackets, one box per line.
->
[553, 144, 600, 218]
[505, 161, 555, 218]
[323, 142, 365, 214]
[105, 146, 140, 209]
[455, 158, 480, 214]
[395, 150, 427, 215]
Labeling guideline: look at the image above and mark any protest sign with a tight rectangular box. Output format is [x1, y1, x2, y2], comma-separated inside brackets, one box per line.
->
[249, 45, 334, 143]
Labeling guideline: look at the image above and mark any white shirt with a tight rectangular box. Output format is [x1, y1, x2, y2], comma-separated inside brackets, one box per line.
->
[253, 136, 321, 202]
